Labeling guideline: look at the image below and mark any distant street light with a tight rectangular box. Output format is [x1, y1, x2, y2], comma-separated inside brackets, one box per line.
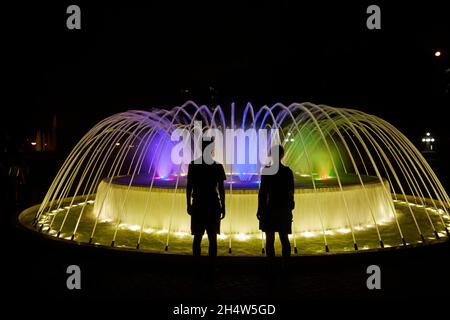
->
[421, 132, 435, 151]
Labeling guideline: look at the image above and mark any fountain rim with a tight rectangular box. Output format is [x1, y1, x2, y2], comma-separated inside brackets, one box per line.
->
[107, 173, 385, 192]
[17, 199, 450, 258]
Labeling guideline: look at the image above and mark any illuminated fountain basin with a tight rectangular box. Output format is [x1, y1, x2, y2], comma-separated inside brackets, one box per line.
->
[19, 192, 449, 255]
[18, 102, 450, 255]
[93, 174, 393, 235]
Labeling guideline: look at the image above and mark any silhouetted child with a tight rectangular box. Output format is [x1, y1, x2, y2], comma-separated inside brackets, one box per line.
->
[186, 138, 226, 275]
[257, 145, 294, 268]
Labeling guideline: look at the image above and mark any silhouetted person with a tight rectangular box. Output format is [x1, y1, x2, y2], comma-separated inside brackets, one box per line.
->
[257, 145, 294, 267]
[186, 139, 226, 273]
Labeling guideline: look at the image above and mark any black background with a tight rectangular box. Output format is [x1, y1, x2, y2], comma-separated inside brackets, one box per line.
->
[6, 0, 449, 150]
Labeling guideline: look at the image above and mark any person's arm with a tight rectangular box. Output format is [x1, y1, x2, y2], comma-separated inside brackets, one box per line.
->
[186, 164, 193, 215]
[288, 169, 295, 210]
[257, 173, 268, 220]
[218, 179, 225, 219]
[218, 164, 226, 219]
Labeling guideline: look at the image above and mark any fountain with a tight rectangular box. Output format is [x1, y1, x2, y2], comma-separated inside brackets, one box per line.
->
[19, 102, 450, 255]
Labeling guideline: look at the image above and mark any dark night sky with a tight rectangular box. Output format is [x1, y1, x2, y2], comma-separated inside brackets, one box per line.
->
[6, 0, 450, 153]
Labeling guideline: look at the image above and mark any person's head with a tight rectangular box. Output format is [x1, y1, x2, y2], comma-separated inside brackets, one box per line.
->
[201, 137, 215, 164]
[270, 144, 284, 163]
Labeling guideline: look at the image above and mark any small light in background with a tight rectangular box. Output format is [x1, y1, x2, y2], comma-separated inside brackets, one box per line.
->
[434, 51, 441, 57]
[115, 142, 120, 146]
[422, 132, 436, 152]
[31, 142, 37, 146]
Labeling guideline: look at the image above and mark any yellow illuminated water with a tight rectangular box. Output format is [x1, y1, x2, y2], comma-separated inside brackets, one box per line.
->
[20, 198, 449, 256]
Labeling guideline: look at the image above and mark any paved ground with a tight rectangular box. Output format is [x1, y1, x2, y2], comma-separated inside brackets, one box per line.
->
[8, 222, 450, 304]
